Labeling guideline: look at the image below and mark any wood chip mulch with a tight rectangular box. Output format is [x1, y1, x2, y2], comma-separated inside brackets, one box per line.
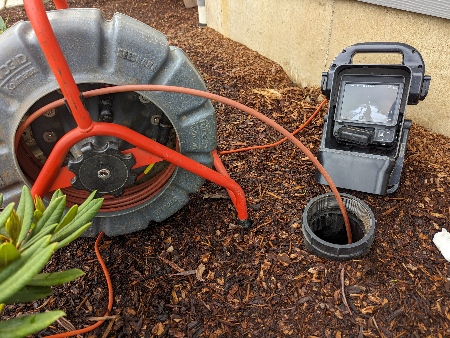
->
[1, 0, 449, 337]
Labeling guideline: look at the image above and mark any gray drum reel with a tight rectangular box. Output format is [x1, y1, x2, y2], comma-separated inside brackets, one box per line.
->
[0, 9, 217, 236]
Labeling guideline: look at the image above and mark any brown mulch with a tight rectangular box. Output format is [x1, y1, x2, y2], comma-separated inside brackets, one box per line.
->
[1, 1, 450, 337]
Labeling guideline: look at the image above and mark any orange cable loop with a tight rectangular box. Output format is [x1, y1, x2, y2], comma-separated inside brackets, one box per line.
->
[22, 88, 351, 336]
[44, 232, 113, 338]
[219, 99, 327, 155]
[18, 85, 351, 242]
[25, 3, 348, 338]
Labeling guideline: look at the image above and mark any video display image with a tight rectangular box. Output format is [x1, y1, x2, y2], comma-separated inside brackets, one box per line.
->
[338, 83, 400, 124]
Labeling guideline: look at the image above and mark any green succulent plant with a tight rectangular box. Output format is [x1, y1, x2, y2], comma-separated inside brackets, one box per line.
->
[0, 15, 8, 33]
[0, 186, 103, 338]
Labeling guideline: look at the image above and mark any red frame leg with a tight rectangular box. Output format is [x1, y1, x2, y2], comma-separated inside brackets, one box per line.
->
[53, 0, 69, 9]
[212, 150, 237, 206]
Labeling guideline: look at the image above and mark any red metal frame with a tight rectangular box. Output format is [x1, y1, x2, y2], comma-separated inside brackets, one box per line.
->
[53, 0, 69, 10]
[47, 147, 163, 191]
[22, 0, 249, 221]
[23, 0, 92, 130]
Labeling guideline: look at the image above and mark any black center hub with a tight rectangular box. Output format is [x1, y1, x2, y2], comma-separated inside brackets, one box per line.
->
[68, 142, 137, 197]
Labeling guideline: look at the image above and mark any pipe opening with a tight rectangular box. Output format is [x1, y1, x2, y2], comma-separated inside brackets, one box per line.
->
[309, 210, 365, 245]
[302, 193, 375, 260]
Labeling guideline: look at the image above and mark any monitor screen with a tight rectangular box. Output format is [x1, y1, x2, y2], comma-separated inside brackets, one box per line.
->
[337, 83, 401, 125]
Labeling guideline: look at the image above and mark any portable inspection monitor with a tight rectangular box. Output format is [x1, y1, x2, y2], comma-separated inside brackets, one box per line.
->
[316, 43, 430, 195]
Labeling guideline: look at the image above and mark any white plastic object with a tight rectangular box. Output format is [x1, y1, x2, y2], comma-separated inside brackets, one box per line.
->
[433, 228, 450, 262]
[197, 0, 206, 26]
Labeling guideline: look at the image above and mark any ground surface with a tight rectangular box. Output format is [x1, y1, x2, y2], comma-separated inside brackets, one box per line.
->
[1, 1, 450, 337]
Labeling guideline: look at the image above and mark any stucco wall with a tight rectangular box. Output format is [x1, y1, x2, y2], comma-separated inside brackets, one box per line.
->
[206, 0, 450, 137]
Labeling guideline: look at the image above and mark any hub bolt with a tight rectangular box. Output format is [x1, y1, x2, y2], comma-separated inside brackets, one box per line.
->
[98, 168, 111, 180]
[43, 131, 57, 143]
[43, 109, 56, 117]
[151, 115, 161, 125]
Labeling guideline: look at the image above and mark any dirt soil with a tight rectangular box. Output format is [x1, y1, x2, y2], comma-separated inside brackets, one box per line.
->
[1, 0, 450, 337]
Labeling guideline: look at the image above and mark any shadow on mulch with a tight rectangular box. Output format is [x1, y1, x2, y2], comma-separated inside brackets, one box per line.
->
[1, 0, 449, 337]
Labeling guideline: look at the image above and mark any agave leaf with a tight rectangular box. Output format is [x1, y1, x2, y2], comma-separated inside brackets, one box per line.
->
[50, 189, 63, 204]
[34, 196, 66, 233]
[16, 186, 28, 224]
[33, 209, 43, 225]
[19, 224, 58, 251]
[0, 244, 56, 303]
[17, 186, 34, 246]
[51, 199, 102, 242]
[5, 210, 21, 246]
[0, 236, 51, 285]
[28, 269, 85, 287]
[25, 196, 65, 244]
[0, 310, 65, 338]
[34, 196, 45, 214]
[77, 190, 97, 213]
[0, 242, 20, 271]
[1, 285, 53, 304]
[0, 203, 15, 230]
[0, 15, 8, 31]
[54, 222, 91, 250]
[54, 204, 78, 233]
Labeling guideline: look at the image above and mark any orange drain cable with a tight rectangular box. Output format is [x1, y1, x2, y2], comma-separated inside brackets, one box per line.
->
[22, 89, 348, 335]
[40, 99, 329, 337]
[17, 86, 350, 239]
[219, 99, 327, 155]
[45, 232, 113, 338]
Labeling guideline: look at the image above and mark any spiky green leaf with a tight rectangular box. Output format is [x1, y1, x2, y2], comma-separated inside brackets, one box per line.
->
[19, 224, 57, 251]
[54, 204, 78, 233]
[0, 310, 65, 338]
[0, 242, 20, 271]
[16, 187, 27, 223]
[16, 186, 34, 246]
[50, 189, 63, 204]
[0, 203, 15, 230]
[0, 17, 5, 33]
[0, 15, 8, 33]
[51, 199, 102, 242]
[28, 269, 85, 287]
[77, 190, 97, 213]
[54, 222, 91, 250]
[5, 210, 21, 246]
[0, 244, 55, 303]
[25, 196, 65, 245]
[34, 196, 66, 233]
[0, 236, 50, 285]
[33, 209, 43, 225]
[1, 285, 53, 304]
[34, 196, 45, 214]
